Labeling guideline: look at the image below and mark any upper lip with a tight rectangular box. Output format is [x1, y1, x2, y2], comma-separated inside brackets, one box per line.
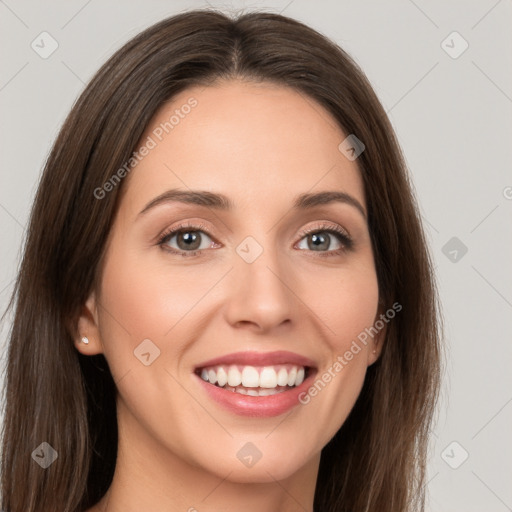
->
[195, 350, 317, 369]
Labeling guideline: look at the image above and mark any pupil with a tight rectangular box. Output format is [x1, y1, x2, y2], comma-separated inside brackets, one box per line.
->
[310, 233, 329, 251]
[179, 231, 201, 250]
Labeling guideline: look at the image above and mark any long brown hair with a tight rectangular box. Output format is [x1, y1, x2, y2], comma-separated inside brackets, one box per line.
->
[1, 9, 441, 512]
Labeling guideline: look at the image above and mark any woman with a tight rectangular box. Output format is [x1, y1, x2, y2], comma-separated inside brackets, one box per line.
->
[1, 9, 441, 512]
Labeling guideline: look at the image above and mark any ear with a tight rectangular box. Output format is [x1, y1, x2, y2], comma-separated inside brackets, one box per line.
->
[74, 291, 104, 355]
[367, 306, 388, 366]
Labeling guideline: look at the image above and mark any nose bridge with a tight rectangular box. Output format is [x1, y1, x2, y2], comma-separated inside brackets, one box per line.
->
[224, 233, 295, 330]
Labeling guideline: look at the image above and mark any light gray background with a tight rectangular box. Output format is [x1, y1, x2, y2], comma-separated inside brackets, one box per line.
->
[1, 1, 511, 510]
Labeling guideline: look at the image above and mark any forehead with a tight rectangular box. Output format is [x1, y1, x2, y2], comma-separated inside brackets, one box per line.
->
[121, 80, 365, 214]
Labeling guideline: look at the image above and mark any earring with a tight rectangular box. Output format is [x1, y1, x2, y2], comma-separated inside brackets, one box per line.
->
[372, 349, 377, 354]
[80, 336, 90, 345]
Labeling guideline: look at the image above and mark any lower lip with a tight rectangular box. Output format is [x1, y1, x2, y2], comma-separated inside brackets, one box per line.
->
[195, 370, 317, 418]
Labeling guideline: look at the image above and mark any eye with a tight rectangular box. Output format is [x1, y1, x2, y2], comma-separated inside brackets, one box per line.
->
[295, 223, 353, 256]
[157, 223, 218, 257]
[157, 221, 353, 258]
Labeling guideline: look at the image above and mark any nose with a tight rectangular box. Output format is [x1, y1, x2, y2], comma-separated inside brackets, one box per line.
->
[223, 244, 296, 333]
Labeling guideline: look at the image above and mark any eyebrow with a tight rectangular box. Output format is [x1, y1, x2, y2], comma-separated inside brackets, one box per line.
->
[138, 189, 366, 219]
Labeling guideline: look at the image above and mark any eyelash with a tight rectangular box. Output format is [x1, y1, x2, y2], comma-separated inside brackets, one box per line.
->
[157, 221, 353, 258]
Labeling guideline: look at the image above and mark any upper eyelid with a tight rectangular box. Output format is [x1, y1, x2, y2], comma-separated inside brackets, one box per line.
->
[297, 222, 350, 237]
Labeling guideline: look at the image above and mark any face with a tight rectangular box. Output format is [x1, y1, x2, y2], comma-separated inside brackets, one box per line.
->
[78, 80, 383, 484]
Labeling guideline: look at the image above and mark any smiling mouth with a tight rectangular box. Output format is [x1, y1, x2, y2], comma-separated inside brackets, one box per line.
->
[194, 364, 313, 396]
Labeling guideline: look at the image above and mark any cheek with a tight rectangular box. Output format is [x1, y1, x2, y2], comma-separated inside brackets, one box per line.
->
[95, 242, 231, 388]
[98, 246, 219, 340]
[294, 263, 379, 435]
[302, 262, 379, 349]
[268, 266, 377, 478]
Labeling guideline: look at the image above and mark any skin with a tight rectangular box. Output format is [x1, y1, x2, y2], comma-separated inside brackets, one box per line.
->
[78, 79, 385, 512]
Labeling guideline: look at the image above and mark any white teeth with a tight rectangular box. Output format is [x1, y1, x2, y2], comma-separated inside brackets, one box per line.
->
[277, 367, 289, 386]
[259, 367, 277, 388]
[199, 363, 310, 391]
[227, 365, 242, 387]
[258, 388, 278, 396]
[287, 367, 297, 386]
[241, 366, 260, 388]
[225, 385, 285, 396]
[216, 367, 228, 387]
